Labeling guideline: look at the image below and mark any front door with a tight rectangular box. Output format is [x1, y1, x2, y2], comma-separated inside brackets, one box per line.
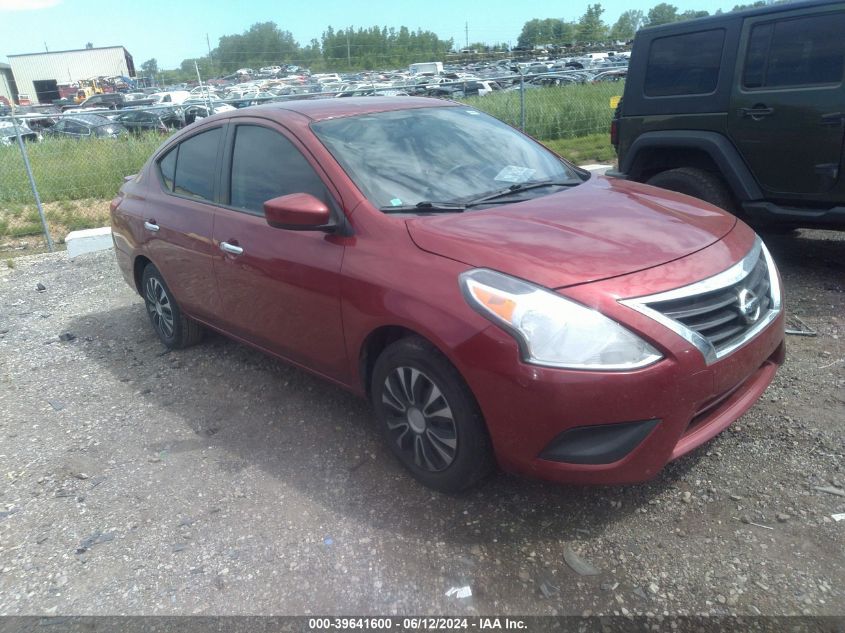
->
[211, 121, 347, 382]
[729, 6, 845, 198]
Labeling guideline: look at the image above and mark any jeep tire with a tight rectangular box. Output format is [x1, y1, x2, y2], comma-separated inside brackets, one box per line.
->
[647, 167, 736, 214]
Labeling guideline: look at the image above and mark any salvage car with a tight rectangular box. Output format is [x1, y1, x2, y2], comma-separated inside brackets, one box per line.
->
[46, 114, 127, 139]
[0, 119, 41, 145]
[111, 97, 785, 492]
[113, 108, 183, 135]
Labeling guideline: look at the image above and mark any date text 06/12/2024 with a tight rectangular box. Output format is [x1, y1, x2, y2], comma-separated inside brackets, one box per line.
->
[306, 618, 528, 630]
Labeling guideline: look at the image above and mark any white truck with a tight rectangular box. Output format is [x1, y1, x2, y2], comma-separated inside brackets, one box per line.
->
[409, 62, 443, 76]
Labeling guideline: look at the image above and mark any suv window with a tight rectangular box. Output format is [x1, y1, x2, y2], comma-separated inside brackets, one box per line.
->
[644, 29, 725, 97]
[229, 125, 326, 215]
[743, 13, 845, 89]
[170, 128, 221, 200]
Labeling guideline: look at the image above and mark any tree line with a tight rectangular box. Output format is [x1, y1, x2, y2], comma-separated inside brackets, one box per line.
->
[140, 1, 778, 81]
[517, 1, 777, 46]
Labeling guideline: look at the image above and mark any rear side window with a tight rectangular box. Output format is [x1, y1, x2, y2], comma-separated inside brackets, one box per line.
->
[743, 13, 845, 88]
[228, 125, 327, 215]
[172, 128, 221, 201]
[644, 29, 725, 97]
[159, 147, 176, 191]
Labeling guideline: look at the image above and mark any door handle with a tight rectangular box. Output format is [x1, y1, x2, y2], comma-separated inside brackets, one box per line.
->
[220, 241, 244, 256]
[820, 112, 844, 127]
[144, 220, 160, 232]
[739, 106, 774, 119]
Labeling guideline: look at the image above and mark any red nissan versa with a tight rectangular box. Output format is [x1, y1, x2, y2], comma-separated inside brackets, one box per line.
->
[110, 97, 785, 492]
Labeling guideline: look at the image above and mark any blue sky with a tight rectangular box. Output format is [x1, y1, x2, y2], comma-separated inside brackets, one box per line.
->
[2, 0, 737, 68]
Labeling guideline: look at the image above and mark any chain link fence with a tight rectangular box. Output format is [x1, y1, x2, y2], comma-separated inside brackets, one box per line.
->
[0, 69, 624, 250]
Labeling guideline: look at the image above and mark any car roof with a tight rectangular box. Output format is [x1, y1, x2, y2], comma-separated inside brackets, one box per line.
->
[237, 96, 456, 122]
[68, 113, 113, 124]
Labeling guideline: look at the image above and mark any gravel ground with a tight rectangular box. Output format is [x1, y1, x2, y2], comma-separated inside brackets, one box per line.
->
[0, 229, 843, 616]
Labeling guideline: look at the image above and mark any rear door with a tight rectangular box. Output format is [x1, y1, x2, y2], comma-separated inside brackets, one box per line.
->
[729, 5, 845, 197]
[211, 119, 347, 381]
[142, 123, 225, 320]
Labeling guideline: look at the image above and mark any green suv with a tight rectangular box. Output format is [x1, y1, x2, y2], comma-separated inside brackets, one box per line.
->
[610, 0, 845, 230]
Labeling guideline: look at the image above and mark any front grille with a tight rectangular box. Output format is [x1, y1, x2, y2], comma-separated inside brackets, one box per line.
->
[646, 249, 772, 354]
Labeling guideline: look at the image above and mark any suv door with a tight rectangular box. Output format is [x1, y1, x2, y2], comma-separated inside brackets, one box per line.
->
[211, 120, 347, 381]
[143, 124, 225, 320]
[729, 5, 845, 198]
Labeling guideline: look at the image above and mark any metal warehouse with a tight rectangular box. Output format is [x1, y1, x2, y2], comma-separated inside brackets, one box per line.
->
[8, 46, 135, 104]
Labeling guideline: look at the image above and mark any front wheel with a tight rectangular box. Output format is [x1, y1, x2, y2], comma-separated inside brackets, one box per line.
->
[371, 336, 494, 492]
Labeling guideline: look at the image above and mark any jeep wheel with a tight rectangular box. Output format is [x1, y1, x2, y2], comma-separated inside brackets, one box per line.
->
[647, 168, 735, 214]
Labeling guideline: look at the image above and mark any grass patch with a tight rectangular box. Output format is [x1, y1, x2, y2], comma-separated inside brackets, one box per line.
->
[8, 222, 43, 238]
[463, 81, 623, 141]
[5, 258, 13, 269]
[0, 198, 110, 249]
[0, 132, 165, 204]
[544, 134, 617, 165]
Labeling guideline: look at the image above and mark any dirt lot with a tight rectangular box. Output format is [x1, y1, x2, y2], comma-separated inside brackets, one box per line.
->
[0, 230, 842, 616]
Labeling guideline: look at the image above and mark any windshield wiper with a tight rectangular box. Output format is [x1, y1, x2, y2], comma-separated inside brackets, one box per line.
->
[463, 180, 582, 207]
[380, 201, 466, 214]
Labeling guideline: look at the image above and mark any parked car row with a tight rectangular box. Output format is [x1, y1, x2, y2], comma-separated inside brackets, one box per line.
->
[0, 62, 624, 147]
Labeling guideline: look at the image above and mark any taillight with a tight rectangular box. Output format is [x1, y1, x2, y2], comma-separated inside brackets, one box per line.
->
[610, 119, 618, 147]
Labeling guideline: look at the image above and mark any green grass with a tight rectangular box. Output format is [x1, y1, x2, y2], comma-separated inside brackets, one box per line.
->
[0, 132, 165, 204]
[544, 134, 617, 165]
[463, 81, 623, 141]
[7, 222, 42, 237]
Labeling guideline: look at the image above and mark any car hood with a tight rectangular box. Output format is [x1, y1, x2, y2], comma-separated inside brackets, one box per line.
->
[406, 176, 737, 289]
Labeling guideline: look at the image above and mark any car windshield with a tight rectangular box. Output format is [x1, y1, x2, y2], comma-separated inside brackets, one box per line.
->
[311, 106, 581, 211]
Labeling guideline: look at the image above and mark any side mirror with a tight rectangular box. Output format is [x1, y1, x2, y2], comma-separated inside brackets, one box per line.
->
[264, 193, 333, 231]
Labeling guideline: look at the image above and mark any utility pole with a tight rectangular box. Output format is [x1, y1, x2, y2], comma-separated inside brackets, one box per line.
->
[206, 33, 214, 74]
[44, 42, 49, 52]
[465, 22, 469, 49]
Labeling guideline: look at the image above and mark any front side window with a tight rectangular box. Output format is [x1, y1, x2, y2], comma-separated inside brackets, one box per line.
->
[229, 125, 327, 215]
[172, 127, 221, 201]
[644, 29, 725, 97]
[743, 13, 845, 89]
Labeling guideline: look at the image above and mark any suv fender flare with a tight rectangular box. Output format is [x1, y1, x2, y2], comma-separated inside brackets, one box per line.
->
[621, 130, 762, 202]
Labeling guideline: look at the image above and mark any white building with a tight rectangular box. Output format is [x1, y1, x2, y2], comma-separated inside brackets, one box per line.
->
[8, 46, 135, 104]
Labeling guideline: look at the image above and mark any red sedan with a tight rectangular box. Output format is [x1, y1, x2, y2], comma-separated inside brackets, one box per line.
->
[110, 97, 784, 492]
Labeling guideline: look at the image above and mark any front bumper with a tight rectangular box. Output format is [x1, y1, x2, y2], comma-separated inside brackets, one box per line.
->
[454, 228, 785, 485]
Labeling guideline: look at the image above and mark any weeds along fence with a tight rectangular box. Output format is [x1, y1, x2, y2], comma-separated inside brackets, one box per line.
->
[0, 71, 624, 247]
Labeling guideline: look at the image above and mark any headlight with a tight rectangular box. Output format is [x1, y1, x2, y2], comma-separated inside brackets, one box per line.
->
[460, 269, 662, 370]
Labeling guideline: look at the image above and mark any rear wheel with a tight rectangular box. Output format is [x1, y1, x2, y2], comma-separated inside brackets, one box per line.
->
[646, 167, 735, 213]
[141, 264, 203, 349]
[371, 336, 494, 492]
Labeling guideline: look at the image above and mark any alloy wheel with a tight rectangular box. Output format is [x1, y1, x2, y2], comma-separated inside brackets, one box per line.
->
[145, 277, 174, 339]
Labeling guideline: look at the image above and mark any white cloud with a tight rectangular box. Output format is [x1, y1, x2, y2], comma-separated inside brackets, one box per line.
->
[0, 0, 63, 10]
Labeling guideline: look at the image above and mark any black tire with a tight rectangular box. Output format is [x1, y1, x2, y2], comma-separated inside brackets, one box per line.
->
[371, 336, 494, 492]
[646, 167, 736, 213]
[141, 263, 203, 349]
